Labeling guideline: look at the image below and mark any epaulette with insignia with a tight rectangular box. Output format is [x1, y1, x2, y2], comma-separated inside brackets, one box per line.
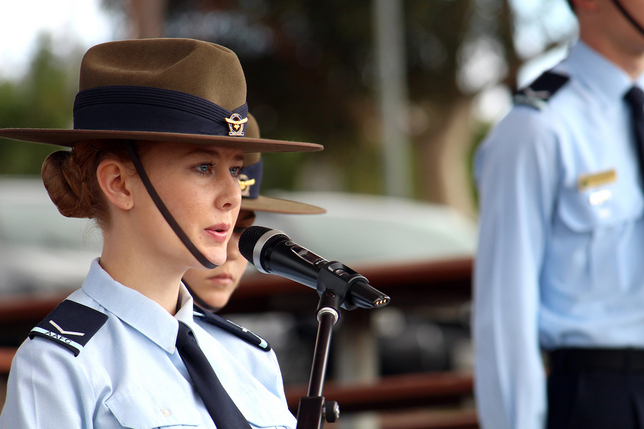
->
[514, 70, 570, 110]
[29, 300, 109, 356]
[193, 304, 271, 352]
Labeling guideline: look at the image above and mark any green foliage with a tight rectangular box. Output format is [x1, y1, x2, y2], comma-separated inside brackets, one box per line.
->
[160, 0, 520, 197]
[467, 120, 492, 209]
[0, 35, 78, 175]
[100, 0, 573, 204]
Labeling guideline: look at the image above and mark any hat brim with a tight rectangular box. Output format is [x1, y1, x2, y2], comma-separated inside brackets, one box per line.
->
[0, 128, 323, 153]
[241, 195, 326, 214]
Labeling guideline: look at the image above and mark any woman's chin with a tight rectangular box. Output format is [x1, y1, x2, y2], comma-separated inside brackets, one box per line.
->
[204, 251, 227, 267]
[204, 294, 228, 311]
[185, 245, 226, 269]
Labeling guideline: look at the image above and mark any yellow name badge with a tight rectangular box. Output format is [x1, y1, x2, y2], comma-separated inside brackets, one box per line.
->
[577, 169, 617, 192]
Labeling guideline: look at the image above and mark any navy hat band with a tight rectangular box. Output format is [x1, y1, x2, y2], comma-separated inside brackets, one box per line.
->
[239, 159, 263, 199]
[73, 86, 248, 137]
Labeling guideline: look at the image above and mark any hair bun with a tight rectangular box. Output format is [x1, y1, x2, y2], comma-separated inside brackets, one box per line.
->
[42, 150, 93, 218]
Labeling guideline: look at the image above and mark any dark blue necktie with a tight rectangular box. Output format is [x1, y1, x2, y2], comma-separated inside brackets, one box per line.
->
[625, 86, 644, 177]
[176, 321, 251, 429]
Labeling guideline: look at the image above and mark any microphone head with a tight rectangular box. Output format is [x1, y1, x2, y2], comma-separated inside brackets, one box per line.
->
[238, 226, 289, 271]
[239, 225, 272, 263]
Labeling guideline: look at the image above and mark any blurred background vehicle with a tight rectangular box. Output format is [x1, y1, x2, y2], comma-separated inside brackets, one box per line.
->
[0, 183, 477, 382]
[0, 182, 478, 429]
[0, 176, 102, 297]
[234, 191, 477, 383]
[254, 191, 477, 266]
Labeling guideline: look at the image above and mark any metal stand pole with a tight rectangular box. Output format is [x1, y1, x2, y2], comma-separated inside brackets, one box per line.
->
[296, 291, 342, 429]
[295, 261, 390, 428]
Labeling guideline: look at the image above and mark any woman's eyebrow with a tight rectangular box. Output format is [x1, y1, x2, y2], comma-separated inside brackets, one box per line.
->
[182, 148, 221, 158]
[182, 148, 244, 163]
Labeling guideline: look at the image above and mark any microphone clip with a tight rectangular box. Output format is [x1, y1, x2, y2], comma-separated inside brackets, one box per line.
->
[316, 261, 390, 311]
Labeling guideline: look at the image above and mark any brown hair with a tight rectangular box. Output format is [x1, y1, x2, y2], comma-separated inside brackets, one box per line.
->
[41, 140, 134, 230]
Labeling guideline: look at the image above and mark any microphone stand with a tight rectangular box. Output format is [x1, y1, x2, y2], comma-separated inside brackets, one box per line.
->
[295, 262, 389, 429]
[296, 290, 340, 429]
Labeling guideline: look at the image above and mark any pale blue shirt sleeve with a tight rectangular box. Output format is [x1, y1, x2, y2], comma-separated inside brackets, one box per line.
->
[1, 261, 297, 429]
[1, 337, 96, 429]
[473, 106, 560, 429]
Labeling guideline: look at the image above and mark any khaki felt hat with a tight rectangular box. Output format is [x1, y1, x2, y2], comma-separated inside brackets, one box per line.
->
[241, 114, 325, 214]
[0, 38, 322, 153]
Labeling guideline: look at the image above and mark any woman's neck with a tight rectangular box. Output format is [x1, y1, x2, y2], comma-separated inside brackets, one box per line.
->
[100, 232, 186, 315]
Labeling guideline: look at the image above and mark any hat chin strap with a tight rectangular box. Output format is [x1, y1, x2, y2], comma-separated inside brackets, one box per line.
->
[125, 141, 217, 269]
[611, 0, 644, 38]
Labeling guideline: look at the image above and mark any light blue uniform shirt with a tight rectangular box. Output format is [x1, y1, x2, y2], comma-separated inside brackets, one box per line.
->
[474, 41, 644, 429]
[0, 258, 296, 429]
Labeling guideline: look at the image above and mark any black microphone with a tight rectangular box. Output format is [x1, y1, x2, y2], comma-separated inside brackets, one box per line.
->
[238, 226, 390, 310]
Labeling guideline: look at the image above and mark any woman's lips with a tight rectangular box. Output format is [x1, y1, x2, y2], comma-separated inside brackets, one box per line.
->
[206, 273, 234, 286]
[204, 224, 229, 243]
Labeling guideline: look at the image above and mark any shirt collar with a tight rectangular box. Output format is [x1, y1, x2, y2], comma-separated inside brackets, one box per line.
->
[637, 71, 644, 89]
[81, 258, 194, 354]
[560, 40, 635, 106]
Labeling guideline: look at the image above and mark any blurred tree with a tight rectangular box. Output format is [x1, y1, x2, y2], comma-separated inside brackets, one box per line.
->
[0, 35, 80, 175]
[106, 0, 575, 214]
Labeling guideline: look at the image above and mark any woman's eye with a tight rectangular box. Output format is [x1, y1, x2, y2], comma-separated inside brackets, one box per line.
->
[230, 166, 242, 177]
[195, 163, 213, 175]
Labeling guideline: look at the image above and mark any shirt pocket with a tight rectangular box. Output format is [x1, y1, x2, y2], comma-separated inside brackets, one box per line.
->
[556, 179, 644, 291]
[106, 386, 201, 429]
[558, 180, 643, 229]
[237, 391, 297, 429]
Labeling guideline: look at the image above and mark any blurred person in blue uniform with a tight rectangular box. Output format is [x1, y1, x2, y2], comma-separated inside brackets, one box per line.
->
[0, 38, 322, 428]
[473, 0, 644, 428]
[183, 115, 325, 313]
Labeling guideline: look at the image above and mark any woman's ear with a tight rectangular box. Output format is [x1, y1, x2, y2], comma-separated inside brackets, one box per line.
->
[96, 158, 135, 210]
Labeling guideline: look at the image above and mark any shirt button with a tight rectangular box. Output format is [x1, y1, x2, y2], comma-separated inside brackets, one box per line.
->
[161, 408, 172, 417]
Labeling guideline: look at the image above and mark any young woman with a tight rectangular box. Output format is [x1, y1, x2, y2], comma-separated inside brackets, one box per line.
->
[0, 38, 321, 429]
[183, 115, 325, 313]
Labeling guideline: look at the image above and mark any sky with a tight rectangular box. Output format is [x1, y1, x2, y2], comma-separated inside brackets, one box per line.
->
[0, 0, 116, 80]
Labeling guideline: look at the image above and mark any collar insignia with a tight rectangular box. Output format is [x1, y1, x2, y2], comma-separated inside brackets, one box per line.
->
[225, 113, 248, 136]
[238, 174, 256, 197]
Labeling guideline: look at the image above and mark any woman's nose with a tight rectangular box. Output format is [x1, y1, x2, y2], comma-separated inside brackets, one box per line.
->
[216, 173, 242, 211]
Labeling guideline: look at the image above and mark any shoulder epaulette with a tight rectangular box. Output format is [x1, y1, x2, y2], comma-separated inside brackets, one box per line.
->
[514, 70, 570, 110]
[193, 304, 271, 352]
[29, 300, 109, 357]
